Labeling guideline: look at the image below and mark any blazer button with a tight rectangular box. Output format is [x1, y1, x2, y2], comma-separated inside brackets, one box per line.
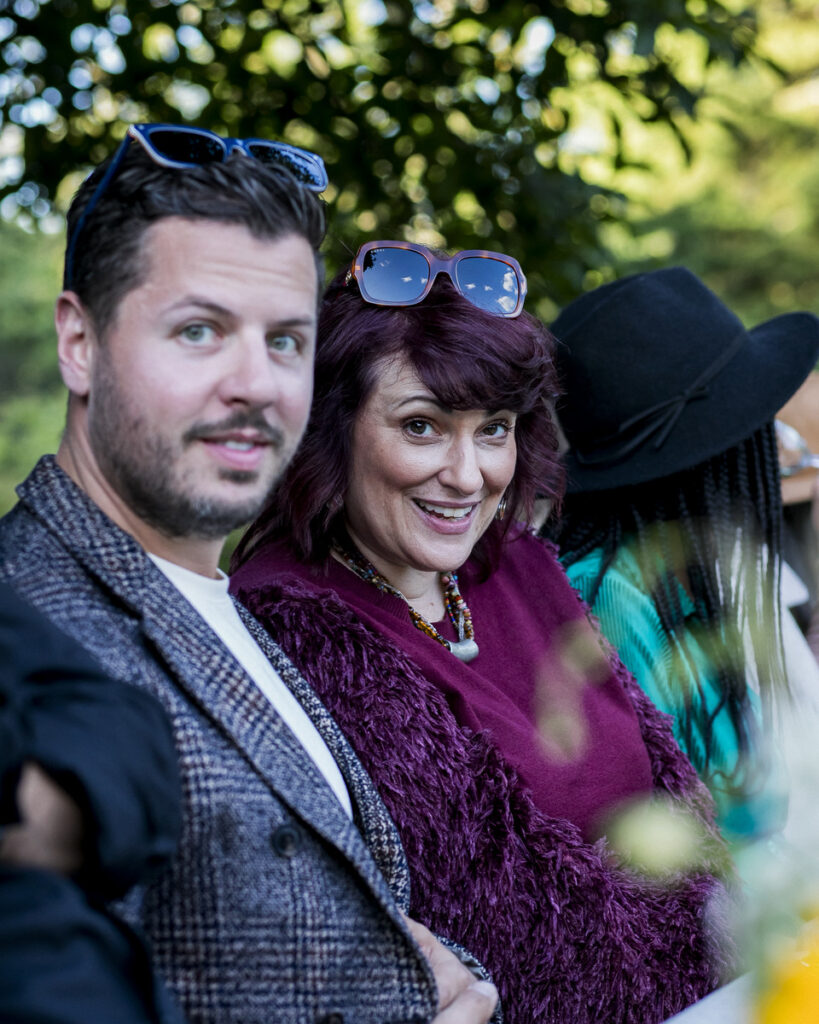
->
[270, 822, 302, 858]
[316, 1015, 343, 1024]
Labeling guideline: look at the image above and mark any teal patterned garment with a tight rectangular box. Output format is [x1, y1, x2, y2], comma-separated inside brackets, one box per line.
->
[563, 545, 786, 841]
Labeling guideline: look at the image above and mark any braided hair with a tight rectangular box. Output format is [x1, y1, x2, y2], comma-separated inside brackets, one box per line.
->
[548, 422, 785, 796]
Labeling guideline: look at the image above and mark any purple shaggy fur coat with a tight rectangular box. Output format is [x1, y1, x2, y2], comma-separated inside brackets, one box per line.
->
[234, 548, 737, 1023]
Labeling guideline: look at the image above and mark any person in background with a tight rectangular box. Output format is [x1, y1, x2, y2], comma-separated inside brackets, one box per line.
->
[763, 386, 819, 869]
[231, 242, 737, 1024]
[0, 128, 497, 1024]
[546, 267, 819, 843]
[809, 476, 819, 662]
[0, 580, 183, 1024]
[776, 372, 819, 660]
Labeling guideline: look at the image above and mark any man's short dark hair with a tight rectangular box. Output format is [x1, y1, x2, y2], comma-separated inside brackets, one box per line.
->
[64, 144, 326, 337]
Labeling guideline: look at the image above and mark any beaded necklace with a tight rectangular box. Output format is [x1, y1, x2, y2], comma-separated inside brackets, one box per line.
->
[333, 541, 479, 663]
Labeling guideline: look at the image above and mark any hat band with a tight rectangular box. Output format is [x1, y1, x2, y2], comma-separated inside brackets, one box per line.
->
[574, 328, 747, 467]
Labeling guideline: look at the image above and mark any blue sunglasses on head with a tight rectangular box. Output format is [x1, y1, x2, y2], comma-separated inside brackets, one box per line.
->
[65, 123, 329, 289]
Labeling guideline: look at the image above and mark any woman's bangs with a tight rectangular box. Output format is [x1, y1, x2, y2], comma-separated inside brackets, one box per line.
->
[408, 318, 547, 414]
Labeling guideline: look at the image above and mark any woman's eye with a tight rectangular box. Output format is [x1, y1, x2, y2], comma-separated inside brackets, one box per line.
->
[268, 333, 299, 354]
[405, 419, 433, 437]
[482, 420, 512, 438]
[180, 323, 215, 344]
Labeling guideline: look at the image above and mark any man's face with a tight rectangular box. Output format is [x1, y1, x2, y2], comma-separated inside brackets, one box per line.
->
[83, 218, 318, 540]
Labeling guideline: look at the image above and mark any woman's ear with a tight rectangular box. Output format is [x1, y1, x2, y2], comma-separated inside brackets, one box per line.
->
[55, 291, 96, 397]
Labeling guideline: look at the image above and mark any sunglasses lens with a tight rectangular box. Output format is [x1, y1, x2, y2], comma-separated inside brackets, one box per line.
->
[246, 143, 328, 190]
[144, 128, 226, 165]
[360, 247, 430, 304]
[456, 257, 520, 316]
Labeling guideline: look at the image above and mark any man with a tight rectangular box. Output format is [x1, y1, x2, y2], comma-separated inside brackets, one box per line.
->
[0, 126, 497, 1024]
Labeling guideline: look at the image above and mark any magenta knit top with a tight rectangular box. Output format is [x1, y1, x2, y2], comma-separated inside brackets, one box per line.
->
[237, 529, 653, 839]
[231, 528, 735, 1023]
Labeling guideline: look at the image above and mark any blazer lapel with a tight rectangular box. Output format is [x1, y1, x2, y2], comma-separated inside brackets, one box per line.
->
[15, 458, 409, 910]
[239, 605, 410, 905]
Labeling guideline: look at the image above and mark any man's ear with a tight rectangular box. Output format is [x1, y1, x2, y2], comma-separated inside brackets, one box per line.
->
[56, 291, 97, 397]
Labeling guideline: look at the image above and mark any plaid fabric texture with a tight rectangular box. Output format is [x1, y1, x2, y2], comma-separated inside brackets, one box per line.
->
[0, 457, 438, 1024]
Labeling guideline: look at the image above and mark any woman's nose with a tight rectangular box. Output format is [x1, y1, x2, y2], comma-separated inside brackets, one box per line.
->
[437, 438, 484, 495]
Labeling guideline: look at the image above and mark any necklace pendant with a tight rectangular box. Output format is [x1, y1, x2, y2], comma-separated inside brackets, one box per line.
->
[447, 638, 480, 663]
[335, 538, 479, 663]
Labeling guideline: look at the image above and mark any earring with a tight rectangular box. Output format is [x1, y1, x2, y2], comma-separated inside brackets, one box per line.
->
[322, 494, 343, 524]
[495, 494, 508, 521]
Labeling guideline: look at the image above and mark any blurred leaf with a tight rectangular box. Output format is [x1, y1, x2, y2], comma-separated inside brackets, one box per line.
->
[605, 795, 711, 877]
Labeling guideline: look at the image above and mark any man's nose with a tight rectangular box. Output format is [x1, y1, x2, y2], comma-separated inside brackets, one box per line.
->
[217, 334, 282, 407]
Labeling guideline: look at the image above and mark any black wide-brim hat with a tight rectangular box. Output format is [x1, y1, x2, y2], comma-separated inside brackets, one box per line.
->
[551, 266, 819, 493]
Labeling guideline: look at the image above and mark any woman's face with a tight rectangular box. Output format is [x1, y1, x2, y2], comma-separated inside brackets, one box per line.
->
[343, 352, 518, 581]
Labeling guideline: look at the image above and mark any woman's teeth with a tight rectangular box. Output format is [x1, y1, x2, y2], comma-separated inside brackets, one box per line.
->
[416, 500, 472, 520]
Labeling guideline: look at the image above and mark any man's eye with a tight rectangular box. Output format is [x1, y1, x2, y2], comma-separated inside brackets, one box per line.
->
[180, 323, 214, 344]
[268, 334, 299, 354]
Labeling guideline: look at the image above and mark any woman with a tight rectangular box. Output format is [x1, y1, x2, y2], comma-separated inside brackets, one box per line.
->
[545, 267, 819, 842]
[231, 243, 735, 1023]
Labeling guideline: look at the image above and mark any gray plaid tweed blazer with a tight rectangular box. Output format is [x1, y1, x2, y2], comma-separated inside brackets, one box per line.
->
[0, 457, 439, 1024]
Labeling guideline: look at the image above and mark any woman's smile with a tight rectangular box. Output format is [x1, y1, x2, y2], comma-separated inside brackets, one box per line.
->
[342, 352, 517, 596]
[412, 498, 478, 533]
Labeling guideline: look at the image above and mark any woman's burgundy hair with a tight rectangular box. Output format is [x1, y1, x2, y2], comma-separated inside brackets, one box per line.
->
[233, 267, 564, 572]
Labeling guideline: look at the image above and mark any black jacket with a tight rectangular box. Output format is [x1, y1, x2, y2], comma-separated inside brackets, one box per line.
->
[0, 579, 183, 1024]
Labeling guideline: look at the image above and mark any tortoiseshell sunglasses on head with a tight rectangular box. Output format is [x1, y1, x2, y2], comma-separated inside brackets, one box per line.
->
[346, 240, 527, 318]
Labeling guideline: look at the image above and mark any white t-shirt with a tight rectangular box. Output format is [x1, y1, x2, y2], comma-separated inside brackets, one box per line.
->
[149, 554, 353, 818]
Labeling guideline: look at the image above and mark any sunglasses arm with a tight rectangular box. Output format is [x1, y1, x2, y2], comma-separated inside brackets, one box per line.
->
[64, 136, 132, 291]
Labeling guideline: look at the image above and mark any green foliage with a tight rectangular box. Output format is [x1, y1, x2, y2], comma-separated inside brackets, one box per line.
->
[0, 220, 62, 397]
[0, 390, 65, 516]
[598, 0, 819, 325]
[0, 219, 64, 513]
[0, 0, 761, 314]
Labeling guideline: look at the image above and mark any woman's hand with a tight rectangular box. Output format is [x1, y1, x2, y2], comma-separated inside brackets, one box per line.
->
[404, 916, 499, 1024]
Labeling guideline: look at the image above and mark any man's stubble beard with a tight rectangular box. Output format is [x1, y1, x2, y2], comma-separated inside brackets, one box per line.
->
[87, 358, 293, 541]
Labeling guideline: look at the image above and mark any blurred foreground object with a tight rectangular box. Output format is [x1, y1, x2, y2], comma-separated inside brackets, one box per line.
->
[755, 918, 819, 1024]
